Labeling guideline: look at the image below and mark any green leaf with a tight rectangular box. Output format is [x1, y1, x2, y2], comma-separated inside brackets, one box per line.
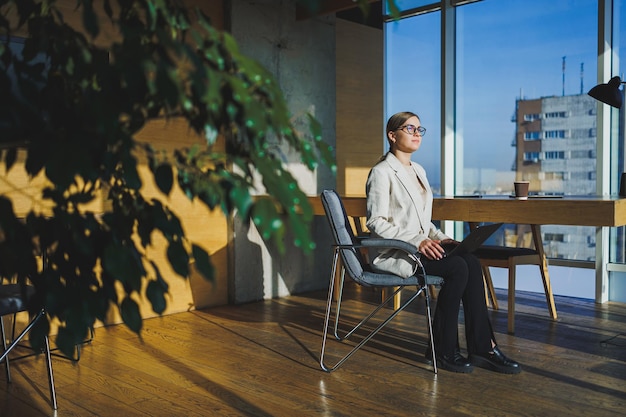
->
[386, 0, 401, 19]
[155, 163, 174, 195]
[86, 288, 110, 323]
[82, 0, 100, 38]
[55, 326, 80, 359]
[122, 154, 142, 190]
[192, 244, 214, 282]
[146, 279, 167, 314]
[0, 196, 16, 223]
[151, 202, 184, 238]
[145, 0, 158, 30]
[251, 197, 285, 252]
[3, 147, 17, 171]
[29, 314, 50, 354]
[229, 185, 253, 217]
[167, 239, 189, 278]
[121, 297, 143, 333]
[102, 243, 144, 292]
[45, 147, 90, 190]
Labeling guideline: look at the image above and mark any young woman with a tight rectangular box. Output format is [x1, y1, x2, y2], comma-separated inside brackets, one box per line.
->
[365, 111, 521, 374]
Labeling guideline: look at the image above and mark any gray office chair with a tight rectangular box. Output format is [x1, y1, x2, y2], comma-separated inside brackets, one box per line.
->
[319, 189, 444, 374]
[0, 283, 57, 410]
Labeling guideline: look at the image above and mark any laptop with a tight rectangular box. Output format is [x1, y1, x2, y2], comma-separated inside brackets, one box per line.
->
[441, 222, 503, 258]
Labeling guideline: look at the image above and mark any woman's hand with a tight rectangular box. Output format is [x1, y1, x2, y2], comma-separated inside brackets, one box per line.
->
[419, 239, 447, 260]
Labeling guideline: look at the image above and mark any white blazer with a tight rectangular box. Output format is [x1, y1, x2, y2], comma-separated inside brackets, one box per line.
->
[366, 152, 450, 277]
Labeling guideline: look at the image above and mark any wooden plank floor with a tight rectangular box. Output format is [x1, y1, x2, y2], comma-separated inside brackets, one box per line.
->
[1, 284, 625, 416]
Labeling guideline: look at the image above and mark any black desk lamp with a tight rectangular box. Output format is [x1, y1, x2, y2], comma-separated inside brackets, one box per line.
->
[588, 76, 626, 196]
[588, 76, 625, 108]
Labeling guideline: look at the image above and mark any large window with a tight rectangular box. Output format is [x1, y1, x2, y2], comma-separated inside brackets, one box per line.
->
[384, 0, 625, 300]
[457, 0, 597, 201]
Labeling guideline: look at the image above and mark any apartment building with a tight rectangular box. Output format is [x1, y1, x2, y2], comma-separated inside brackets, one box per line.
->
[514, 94, 598, 260]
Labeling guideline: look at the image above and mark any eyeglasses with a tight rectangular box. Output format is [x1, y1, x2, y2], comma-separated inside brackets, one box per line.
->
[396, 124, 426, 136]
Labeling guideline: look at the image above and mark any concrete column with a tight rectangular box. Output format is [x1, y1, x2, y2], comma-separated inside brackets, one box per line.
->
[228, 0, 336, 303]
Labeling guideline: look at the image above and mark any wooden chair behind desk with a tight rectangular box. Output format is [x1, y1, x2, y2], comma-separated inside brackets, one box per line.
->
[474, 224, 558, 334]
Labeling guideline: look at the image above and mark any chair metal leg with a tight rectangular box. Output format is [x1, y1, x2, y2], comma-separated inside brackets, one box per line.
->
[332, 257, 342, 302]
[423, 284, 437, 374]
[320, 249, 341, 372]
[0, 309, 57, 410]
[0, 310, 45, 364]
[331, 268, 346, 340]
[44, 335, 58, 410]
[320, 249, 436, 373]
[1, 316, 11, 383]
[321, 287, 427, 372]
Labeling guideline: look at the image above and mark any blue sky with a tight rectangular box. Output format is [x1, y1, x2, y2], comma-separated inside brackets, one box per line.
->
[385, 0, 600, 180]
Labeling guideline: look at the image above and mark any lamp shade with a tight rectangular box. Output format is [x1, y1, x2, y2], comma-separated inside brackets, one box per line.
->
[587, 76, 624, 108]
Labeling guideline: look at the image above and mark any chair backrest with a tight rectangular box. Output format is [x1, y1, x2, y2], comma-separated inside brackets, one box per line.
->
[0, 284, 34, 316]
[320, 190, 367, 283]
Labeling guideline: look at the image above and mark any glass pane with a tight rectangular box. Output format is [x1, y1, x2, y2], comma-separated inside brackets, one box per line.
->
[457, 0, 597, 261]
[384, 11, 442, 192]
[609, 271, 626, 302]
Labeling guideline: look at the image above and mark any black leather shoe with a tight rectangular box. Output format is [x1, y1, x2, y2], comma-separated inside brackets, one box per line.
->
[470, 346, 522, 374]
[425, 348, 474, 373]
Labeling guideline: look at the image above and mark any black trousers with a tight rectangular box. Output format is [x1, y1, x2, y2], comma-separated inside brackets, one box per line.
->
[422, 253, 494, 357]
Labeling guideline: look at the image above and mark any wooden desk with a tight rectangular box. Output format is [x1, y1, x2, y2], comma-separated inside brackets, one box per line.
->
[432, 195, 626, 227]
[311, 195, 626, 227]
[432, 195, 626, 303]
[311, 195, 626, 304]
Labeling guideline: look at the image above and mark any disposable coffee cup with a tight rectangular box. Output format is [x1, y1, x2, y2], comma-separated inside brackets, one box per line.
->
[514, 181, 529, 200]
